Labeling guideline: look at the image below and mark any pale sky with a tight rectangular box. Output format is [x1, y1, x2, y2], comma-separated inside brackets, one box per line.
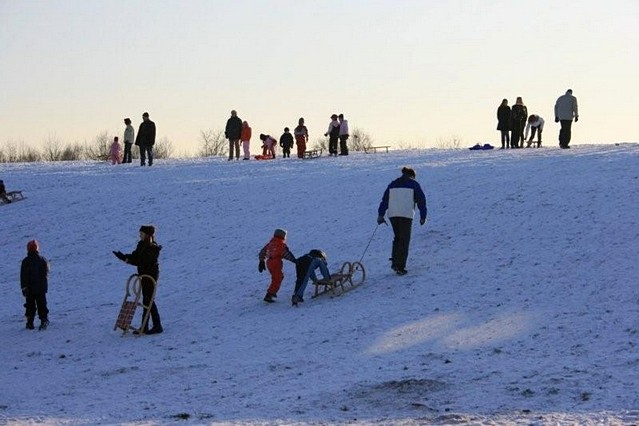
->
[1, 0, 638, 155]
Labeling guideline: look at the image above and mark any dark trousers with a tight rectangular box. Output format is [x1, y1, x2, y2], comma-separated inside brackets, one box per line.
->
[500, 130, 510, 148]
[139, 144, 153, 166]
[25, 293, 48, 321]
[141, 276, 161, 329]
[528, 127, 542, 146]
[559, 120, 572, 147]
[123, 142, 133, 163]
[282, 148, 291, 158]
[328, 136, 339, 155]
[390, 217, 413, 270]
[339, 135, 349, 155]
[511, 125, 524, 148]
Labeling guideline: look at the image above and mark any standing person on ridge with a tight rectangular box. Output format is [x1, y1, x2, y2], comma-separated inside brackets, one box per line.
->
[135, 112, 156, 166]
[279, 127, 294, 158]
[258, 228, 296, 303]
[496, 99, 511, 149]
[122, 118, 134, 163]
[510, 97, 528, 148]
[377, 167, 428, 276]
[324, 114, 340, 156]
[113, 225, 163, 334]
[225, 110, 243, 160]
[21, 240, 50, 330]
[338, 113, 349, 155]
[240, 120, 252, 160]
[294, 117, 308, 158]
[554, 89, 579, 149]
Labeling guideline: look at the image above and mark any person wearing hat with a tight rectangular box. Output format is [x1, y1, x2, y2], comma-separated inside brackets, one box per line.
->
[554, 89, 579, 149]
[113, 225, 163, 334]
[134, 112, 156, 166]
[291, 249, 331, 306]
[21, 240, 50, 330]
[377, 167, 428, 275]
[324, 114, 340, 156]
[258, 228, 296, 303]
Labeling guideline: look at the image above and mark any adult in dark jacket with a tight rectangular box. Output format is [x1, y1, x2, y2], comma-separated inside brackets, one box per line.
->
[496, 99, 511, 149]
[21, 240, 50, 330]
[510, 97, 528, 148]
[135, 112, 156, 166]
[113, 225, 163, 334]
[225, 110, 243, 160]
[554, 89, 579, 149]
[377, 167, 428, 275]
[324, 114, 340, 156]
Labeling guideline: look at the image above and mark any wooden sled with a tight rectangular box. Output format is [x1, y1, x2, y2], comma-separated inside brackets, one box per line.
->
[1, 190, 25, 204]
[303, 149, 323, 159]
[113, 274, 157, 335]
[312, 261, 366, 298]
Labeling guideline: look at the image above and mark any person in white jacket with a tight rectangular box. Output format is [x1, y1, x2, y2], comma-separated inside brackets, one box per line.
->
[524, 115, 545, 148]
[122, 118, 134, 163]
[554, 89, 579, 149]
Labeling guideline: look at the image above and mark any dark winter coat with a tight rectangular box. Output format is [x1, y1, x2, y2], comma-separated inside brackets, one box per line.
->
[510, 104, 528, 130]
[135, 120, 156, 146]
[225, 116, 243, 140]
[125, 240, 162, 280]
[279, 132, 294, 149]
[496, 105, 511, 131]
[20, 252, 50, 296]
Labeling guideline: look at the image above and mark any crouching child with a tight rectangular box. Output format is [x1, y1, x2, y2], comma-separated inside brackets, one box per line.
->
[259, 228, 296, 303]
[292, 249, 331, 306]
[21, 240, 50, 330]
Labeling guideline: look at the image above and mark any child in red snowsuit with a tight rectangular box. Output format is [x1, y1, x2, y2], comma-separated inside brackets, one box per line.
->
[258, 228, 296, 303]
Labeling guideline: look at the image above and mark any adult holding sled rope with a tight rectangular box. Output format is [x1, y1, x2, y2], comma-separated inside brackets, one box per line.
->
[113, 225, 163, 334]
[377, 167, 428, 275]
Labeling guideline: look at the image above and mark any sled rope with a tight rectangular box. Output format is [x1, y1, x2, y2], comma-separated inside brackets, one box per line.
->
[358, 224, 380, 264]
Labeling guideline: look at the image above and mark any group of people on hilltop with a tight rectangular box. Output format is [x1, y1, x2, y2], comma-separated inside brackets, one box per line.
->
[496, 89, 579, 150]
[225, 110, 349, 160]
[108, 113, 156, 165]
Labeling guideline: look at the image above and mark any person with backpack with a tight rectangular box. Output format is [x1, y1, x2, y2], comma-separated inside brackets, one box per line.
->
[377, 167, 428, 275]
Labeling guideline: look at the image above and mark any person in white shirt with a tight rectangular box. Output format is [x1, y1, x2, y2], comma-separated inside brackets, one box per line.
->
[524, 115, 545, 148]
[338, 113, 349, 156]
[122, 118, 135, 163]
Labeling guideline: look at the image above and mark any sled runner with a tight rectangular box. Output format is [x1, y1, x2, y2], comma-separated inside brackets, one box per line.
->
[363, 146, 391, 153]
[113, 274, 157, 335]
[312, 261, 366, 298]
[303, 149, 323, 159]
[1, 190, 25, 204]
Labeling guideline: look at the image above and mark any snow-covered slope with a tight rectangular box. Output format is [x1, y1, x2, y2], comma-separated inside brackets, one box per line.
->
[1, 144, 638, 425]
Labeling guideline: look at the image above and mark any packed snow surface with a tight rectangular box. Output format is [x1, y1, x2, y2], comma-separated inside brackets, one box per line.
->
[1, 144, 639, 425]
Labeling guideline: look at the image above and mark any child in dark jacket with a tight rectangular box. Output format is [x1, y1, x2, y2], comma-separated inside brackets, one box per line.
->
[279, 128, 294, 158]
[259, 228, 296, 303]
[113, 225, 163, 334]
[292, 249, 331, 306]
[21, 240, 50, 330]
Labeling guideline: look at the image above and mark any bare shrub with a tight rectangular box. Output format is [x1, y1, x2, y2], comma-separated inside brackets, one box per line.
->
[309, 137, 327, 151]
[351, 128, 374, 152]
[198, 129, 227, 157]
[61, 142, 85, 161]
[43, 134, 63, 161]
[154, 137, 174, 159]
[85, 131, 111, 160]
[436, 135, 463, 149]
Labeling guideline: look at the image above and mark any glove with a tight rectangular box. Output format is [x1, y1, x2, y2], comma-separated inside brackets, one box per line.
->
[113, 251, 126, 261]
[420, 217, 427, 226]
[575, 116, 578, 122]
[258, 260, 266, 273]
[377, 216, 386, 225]
[21, 287, 29, 297]
[555, 117, 559, 123]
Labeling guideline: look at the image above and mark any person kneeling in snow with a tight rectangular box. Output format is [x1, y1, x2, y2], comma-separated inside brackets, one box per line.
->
[291, 249, 331, 306]
[259, 228, 296, 303]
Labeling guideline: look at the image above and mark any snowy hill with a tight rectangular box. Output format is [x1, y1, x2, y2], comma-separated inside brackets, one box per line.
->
[1, 144, 639, 425]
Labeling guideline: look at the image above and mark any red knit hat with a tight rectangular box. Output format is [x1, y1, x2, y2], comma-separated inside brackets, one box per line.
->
[27, 240, 39, 252]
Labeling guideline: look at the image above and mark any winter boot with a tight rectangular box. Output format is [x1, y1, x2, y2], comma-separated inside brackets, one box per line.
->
[263, 293, 276, 303]
[291, 294, 304, 306]
[395, 268, 408, 276]
[39, 319, 49, 330]
[147, 324, 163, 334]
[26, 318, 35, 330]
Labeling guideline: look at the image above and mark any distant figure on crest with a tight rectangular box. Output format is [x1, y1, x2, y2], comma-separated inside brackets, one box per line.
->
[525, 115, 545, 148]
[135, 112, 156, 166]
[109, 136, 123, 164]
[338, 113, 349, 155]
[122, 118, 134, 163]
[241, 121, 252, 160]
[554, 89, 579, 149]
[294, 117, 309, 158]
[510, 97, 528, 148]
[324, 114, 340, 156]
[496, 99, 511, 149]
[225, 110, 243, 161]
[279, 127, 294, 158]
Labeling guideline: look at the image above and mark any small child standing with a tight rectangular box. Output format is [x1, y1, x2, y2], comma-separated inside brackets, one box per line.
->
[294, 117, 309, 159]
[241, 121, 252, 160]
[109, 136, 123, 164]
[279, 127, 294, 158]
[292, 249, 331, 306]
[258, 228, 296, 303]
[20, 240, 50, 330]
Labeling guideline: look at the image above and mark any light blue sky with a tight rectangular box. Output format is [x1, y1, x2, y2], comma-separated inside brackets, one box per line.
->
[1, 0, 637, 154]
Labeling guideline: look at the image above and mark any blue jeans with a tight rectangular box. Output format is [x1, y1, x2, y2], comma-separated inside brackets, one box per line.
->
[294, 258, 330, 298]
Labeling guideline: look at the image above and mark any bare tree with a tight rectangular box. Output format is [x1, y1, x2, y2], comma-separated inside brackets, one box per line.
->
[84, 131, 111, 160]
[436, 135, 463, 149]
[198, 129, 227, 157]
[154, 136, 174, 159]
[42, 134, 63, 161]
[351, 128, 374, 151]
[61, 142, 85, 161]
